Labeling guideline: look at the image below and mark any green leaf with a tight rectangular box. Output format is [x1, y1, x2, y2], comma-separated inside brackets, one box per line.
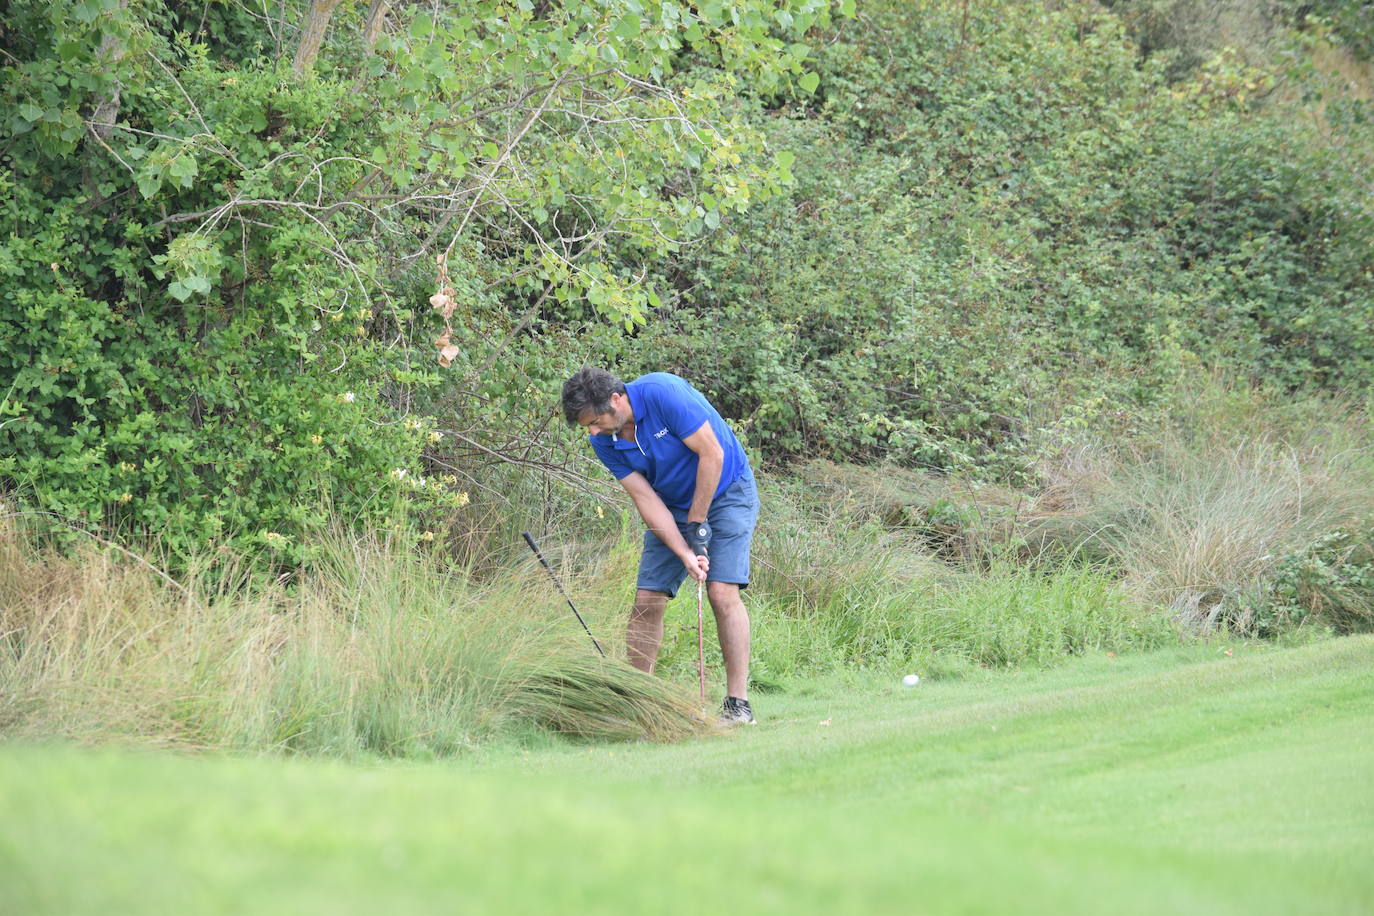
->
[167, 153, 198, 188]
[798, 71, 820, 94]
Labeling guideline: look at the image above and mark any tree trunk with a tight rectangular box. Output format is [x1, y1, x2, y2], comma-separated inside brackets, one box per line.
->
[292, 0, 346, 76]
[90, 0, 131, 139]
[364, 0, 391, 48]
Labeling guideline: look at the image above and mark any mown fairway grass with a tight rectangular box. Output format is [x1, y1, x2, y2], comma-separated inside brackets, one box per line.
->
[2, 636, 1371, 915]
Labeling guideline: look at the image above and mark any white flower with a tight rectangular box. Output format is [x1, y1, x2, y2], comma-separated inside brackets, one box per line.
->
[390, 468, 408, 481]
[342, 392, 356, 403]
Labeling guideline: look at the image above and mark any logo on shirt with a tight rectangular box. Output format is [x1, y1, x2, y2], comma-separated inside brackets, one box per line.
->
[653, 427, 669, 438]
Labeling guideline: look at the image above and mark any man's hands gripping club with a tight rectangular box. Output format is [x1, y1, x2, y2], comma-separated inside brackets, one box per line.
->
[678, 519, 711, 581]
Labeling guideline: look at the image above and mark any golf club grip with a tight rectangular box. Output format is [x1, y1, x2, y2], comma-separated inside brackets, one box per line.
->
[522, 531, 555, 571]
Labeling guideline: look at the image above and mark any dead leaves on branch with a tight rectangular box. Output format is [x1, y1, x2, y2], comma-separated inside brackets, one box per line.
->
[431, 254, 459, 368]
[434, 330, 460, 368]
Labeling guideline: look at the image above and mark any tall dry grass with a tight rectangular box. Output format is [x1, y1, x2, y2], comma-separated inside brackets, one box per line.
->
[1027, 382, 1374, 631]
[0, 520, 709, 754]
[758, 380, 1373, 639]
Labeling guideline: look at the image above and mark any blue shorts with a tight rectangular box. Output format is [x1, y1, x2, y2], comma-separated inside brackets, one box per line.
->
[638, 470, 760, 598]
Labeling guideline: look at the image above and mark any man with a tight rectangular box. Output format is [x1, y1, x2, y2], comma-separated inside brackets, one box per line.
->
[561, 367, 760, 725]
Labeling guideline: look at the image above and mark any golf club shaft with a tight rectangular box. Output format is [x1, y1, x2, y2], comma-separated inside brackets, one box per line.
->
[696, 578, 706, 705]
[522, 532, 605, 657]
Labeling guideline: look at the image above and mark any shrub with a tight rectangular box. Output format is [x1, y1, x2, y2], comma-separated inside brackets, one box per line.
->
[1234, 522, 1374, 636]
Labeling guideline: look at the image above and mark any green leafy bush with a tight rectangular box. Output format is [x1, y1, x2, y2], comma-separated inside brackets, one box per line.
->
[1237, 522, 1374, 636]
[1, 0, 837, 566]
[607, 0, 1372, 480]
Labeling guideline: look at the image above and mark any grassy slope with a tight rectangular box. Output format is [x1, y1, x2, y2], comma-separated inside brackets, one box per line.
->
[1, 636, 1371, 915]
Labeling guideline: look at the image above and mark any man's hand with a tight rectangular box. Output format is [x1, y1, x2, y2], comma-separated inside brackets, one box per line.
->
[678, 519, 711, 556]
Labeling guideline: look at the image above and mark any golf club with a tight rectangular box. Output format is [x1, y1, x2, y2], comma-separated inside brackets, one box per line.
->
[522, 532, 605, 657]
[692, 537, 709, 706]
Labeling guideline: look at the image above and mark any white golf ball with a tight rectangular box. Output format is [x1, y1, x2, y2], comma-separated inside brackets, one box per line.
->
[902, 673, 920, 687]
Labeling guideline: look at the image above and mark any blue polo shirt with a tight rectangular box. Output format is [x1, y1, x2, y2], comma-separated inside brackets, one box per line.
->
[589, 373, 748, 510]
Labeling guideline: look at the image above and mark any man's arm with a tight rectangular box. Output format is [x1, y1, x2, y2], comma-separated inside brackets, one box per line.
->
[681, 421, 725, 524]
[619, 471, 709, 581]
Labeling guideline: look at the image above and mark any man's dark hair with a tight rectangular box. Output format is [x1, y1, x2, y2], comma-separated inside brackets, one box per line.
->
[561, 367, 626, 425]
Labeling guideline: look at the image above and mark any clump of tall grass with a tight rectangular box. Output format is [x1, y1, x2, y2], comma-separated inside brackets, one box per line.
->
[0, 519, 709, 755]
[1027, 383, 1374, 633]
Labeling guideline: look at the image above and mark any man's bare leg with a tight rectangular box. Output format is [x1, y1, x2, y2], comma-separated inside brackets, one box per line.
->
[707, 581, 750, 699]
[627, 589, 669, 673]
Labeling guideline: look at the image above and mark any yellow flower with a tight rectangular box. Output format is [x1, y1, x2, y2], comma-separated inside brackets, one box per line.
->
[595, 505, 605, 519]
[309, 434, 323, 445]
[419, 531, 435, 542]
[456, 492, 470, 507]
[117, 492, 133, 504]
[428, 431, 444, 444]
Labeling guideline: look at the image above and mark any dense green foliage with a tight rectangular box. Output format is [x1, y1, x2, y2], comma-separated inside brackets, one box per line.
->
[1, 0, 839, 562]
[615, 0, 1374, 473]
[3, 0, 1371, 579]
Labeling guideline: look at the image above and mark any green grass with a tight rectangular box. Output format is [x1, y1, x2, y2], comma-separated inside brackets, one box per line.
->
[3, 635, 1371, 915]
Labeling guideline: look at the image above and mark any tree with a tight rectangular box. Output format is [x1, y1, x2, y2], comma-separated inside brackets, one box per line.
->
[0, 0, 844, 565]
